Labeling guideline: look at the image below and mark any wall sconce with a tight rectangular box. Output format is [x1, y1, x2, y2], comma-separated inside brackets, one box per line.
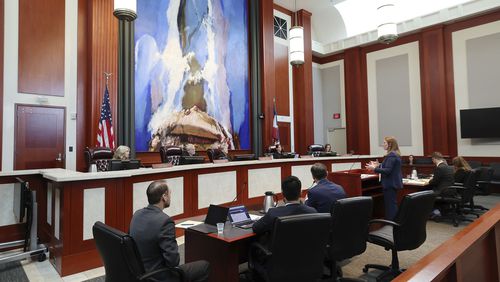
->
[377, 1, 398, 44]
[113, 0, 137, 21]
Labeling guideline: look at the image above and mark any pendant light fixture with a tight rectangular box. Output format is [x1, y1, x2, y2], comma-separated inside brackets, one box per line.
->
[289, 0, 304, 66]
[377, 0, 398, 44]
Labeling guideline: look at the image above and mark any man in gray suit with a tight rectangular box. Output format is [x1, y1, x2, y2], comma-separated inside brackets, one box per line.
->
[130, 180, 210, 282]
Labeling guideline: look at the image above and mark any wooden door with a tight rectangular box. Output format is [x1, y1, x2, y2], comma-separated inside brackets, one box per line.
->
[15, 105, 65, 170]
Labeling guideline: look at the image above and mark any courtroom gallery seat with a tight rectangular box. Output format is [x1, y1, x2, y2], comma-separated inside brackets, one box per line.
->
[159, 145, 183, 165]
[92, 221, 185, 282]
[326, 196, 373, 281]
[84, 147, 113, 172]
[249, 213, 331, 282]
[363, 191, 436, 281]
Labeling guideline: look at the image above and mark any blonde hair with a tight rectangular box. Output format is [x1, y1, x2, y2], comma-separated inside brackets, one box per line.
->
[113, 145, 130, 160]
[452, 156, 471, 172]
[384, 136, 401, 156]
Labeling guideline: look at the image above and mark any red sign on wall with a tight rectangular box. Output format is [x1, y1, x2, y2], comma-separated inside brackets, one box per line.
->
[333, 113, 341, 119]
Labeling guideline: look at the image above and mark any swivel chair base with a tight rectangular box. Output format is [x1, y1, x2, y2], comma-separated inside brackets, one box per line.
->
[362, 264, 403, 282]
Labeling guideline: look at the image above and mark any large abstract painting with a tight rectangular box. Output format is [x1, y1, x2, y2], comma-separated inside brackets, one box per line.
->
[135, 0, 250, 152]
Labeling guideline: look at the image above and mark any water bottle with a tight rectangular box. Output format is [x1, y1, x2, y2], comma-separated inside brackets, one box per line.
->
[412, 168, 418, 180]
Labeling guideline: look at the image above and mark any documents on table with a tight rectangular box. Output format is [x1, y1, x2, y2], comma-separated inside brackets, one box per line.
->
[175, 220, 203, 229]
[249, 214, 263, 221]
[403, 178, 430, 186]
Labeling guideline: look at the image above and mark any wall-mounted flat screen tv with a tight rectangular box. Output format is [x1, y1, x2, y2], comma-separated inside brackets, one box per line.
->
[460, 107, 500, 138]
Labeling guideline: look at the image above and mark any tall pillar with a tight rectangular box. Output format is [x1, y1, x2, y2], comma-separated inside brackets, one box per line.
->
[292, 9, 313, 155]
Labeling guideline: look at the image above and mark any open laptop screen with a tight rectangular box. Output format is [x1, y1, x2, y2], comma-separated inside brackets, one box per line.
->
[204, 204, 229, 226]
[228, 205, 251, 224]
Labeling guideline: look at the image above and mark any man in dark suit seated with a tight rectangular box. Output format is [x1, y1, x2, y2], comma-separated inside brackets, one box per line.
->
[305, 163, 347, 213]
[428, 152, 455, 197]
[250, 176, 317, 279]
[252, 176, 317, 238]
[130, 180, 210, 282]
[428, 152, 455, 218]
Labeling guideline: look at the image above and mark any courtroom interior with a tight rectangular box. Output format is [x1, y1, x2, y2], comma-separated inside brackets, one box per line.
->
[0, 0, 499, 281]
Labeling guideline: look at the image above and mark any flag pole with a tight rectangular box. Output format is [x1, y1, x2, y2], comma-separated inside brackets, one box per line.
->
[104, 72, 112, 87]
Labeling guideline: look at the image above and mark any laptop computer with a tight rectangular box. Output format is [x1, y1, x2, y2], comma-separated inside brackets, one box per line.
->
[188, 204, 229, 234]
[228, 205, 256, 229]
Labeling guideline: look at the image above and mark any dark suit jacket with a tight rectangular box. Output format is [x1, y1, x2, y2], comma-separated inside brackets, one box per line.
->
[454, 168, 468, 184]
[252, 203, 317, 236]
[429, 162, 455, 196]
[374, 151, 403, 189]
[305, 178, 346, 213]
[129, 205, 179, 282]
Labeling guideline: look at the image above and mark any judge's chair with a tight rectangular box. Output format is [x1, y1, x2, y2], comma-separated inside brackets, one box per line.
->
[84, 147, 113, 172]
[92, 221, 184, 282]
[308, 144, 324, 157]
[363, 191, 436, 281]
[249, 214, 331, 282]
[159, 146, 183, 165]
[326, 196, 373, 281]
[206, 148, 227, 162]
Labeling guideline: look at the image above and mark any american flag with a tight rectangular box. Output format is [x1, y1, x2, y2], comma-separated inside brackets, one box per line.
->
[97, 85, 115, 149]
[272, 99, 280, 144]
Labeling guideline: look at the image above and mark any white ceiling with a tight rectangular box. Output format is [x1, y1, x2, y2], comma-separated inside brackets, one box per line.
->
[274, 0, 500, 55]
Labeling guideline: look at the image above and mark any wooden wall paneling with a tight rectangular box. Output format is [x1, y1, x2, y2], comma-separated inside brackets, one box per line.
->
[420, 26, 450, 155]
[260, 0, 276, 149]
[277, 122, 291, 151]
[274, 44, 290, 116]
[76, 0, 90, 172]
[18, 0, 65, 96]
[443, 10, 500, 158]
[0, 0, 3, 170]
[293, 9, 314, 155]
[273, 4, 292, 16]
[344, 47, 370, 154]
[312, 53, 344, 65]
[89, 0, 118, 149]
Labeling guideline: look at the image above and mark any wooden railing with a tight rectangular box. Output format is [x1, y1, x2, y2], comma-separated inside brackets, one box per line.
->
[394, 203, 500, 281]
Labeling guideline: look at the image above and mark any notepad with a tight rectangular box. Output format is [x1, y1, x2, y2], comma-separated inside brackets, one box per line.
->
[175, 220, 203, 229]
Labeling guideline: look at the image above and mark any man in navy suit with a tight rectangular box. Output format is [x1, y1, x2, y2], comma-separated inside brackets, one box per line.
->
[130, 180, 210, 282]
[305, 163, 346, 213]
[252, 176, 317, 236]
[250, 176, 317, 280]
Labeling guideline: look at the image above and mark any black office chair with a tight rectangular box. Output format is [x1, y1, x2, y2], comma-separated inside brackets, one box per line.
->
[92, 221, 185, 282]
[159, 146, 183, 165]
[413, 157, 433, 165]
[467, 167, 493, 212]
[308, 144, 324, 157]
[84, 147, 114, 171]
[326, 196, 373, 281]
[363, 191, 436, 281]
[490, 162, 500, 185]
[206, 148, 227, 162]
[249, 214, 331, 282]
[466, 160, 482, 169]
[436, 169, 481, 226]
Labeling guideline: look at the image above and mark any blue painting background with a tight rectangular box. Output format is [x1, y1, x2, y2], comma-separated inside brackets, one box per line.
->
[134, 0, 250, 151]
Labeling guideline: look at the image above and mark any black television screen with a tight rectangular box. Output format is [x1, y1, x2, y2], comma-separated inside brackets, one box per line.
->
[13, 178, 29, 223]
[460, 107, 500, 138]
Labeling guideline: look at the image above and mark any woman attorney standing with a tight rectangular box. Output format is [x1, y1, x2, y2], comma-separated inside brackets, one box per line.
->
[366, 136, 403, 220]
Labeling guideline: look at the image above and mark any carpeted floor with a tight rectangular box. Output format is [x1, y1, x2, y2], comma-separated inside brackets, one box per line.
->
[3, 195, 499, 282]
[0, 261, 29, 282]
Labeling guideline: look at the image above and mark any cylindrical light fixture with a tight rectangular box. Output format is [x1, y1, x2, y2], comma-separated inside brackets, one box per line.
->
[289, 26, 304, 66]
[114, 0, 137, 21]
[377, 1, 398, 44]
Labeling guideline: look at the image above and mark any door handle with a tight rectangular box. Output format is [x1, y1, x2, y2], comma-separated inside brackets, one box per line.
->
[56, 153, 63, 162]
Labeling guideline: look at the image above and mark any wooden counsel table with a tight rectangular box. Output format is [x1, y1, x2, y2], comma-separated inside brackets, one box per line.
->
[183, 221, 256, 282]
